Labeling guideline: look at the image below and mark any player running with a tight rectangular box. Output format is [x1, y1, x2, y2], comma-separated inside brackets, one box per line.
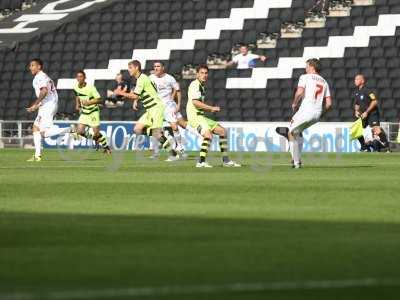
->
[276, 58, 332, 168]
[26, 58, 73, 161]
[114, 60, 177, 160]
[149, 62, 187, 157]
[187, 65, 241, 168]
[73, 70, 111, 154]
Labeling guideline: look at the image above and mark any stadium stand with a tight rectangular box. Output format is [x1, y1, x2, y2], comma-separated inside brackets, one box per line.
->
[0, 0, 398, 123]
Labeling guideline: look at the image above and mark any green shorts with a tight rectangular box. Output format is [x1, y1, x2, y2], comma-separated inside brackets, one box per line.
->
[137, 104, 165, 129]
[79, 110, 100, 128]
[188, 115, 218, 132]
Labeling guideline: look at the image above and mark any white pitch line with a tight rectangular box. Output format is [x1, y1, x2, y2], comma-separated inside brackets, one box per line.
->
[2, 278, 400, 300]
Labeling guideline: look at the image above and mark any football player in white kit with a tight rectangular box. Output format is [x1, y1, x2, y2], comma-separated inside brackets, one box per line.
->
[26, 59, 73, 161]
[277, 59, 332, 168]
[149, 62, 187, 157]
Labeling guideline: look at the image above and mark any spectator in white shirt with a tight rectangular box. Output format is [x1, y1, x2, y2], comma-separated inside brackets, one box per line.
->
[228, 45, 267, 69]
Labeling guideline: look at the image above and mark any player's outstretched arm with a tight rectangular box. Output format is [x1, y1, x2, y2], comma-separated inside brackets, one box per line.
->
[114, 87, 139, 101]
[258, 55, 268, 62]
[26, 87, 48, 112]
[192, 99, 220, 113]
[226, 60, 236, 68]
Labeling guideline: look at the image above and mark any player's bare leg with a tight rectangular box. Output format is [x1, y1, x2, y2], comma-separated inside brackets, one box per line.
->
[135, 124, 176, 159]
[76, 123, 93, 146]
[134, 123, 160, 156]
[133, 122, 146, 150]
[213, 125, 241, 167]
[177, 118, 187, 129]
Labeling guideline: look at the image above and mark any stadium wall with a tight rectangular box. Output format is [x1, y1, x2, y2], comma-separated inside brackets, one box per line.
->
[43, 121, 361, 153]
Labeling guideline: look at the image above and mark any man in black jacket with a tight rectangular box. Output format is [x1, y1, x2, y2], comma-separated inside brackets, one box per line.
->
[353, 74, 389, 152]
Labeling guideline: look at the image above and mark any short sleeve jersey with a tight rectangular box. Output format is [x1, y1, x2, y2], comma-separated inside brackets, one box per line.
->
[33, 71, 58, 106]
[149, 73, 180, 105]
[187, 79, 206, 118]
[297, 73, 331, 113]
[74, 83, 101, 114]
[133, 73, 163, 110]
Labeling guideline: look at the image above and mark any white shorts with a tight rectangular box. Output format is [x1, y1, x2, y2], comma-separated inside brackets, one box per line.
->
[34, 103, 57, 132]
[164, 101, 183, 124]
[289, 109, 321, 135]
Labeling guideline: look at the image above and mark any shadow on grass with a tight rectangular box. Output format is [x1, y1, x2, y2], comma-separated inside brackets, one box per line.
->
[0, 212, 400, 299]
[303, 165, 376, 169]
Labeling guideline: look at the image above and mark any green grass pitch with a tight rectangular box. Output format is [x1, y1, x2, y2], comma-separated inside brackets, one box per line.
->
[1, 149, 400, 300]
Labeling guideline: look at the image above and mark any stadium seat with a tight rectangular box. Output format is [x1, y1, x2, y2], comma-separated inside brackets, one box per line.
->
[0, 0, 398, 124]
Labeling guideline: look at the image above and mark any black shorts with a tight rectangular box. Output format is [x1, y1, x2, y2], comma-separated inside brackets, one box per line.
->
[362, 113, 380, 128]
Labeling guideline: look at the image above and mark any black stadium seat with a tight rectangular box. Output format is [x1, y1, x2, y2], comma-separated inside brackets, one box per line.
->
[0, 0, 398, 122]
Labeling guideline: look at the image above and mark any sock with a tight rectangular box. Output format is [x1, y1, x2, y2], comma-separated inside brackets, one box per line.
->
[173, 130, 183, 149]
[164, 127, 174, 138]
[219, 136, 229, 163]
[43, 126, 70, 138]
[66, 133, 74, 150]
[150, 136, 160, 155]
[358, 136, 367, 148]
[289, 140, 294, 162]
[159, 134, 168, 148]
[94, 133, 109, 149]
[297, 137, 303, 164]
[33, 131, 42, 158]
[298, 136, 304, 163]
[163, 127, 177, 150]
[159, 134, 177, 156]
[199, 137, 210, 163]
[289, 139, 300, 165]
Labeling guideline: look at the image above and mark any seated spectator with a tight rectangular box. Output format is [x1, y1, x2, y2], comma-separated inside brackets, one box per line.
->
[105, 73, 130, 108]
[365, 129, 390, 152]
[310, 0, 329, 15]
[228, 44, 267, 69]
